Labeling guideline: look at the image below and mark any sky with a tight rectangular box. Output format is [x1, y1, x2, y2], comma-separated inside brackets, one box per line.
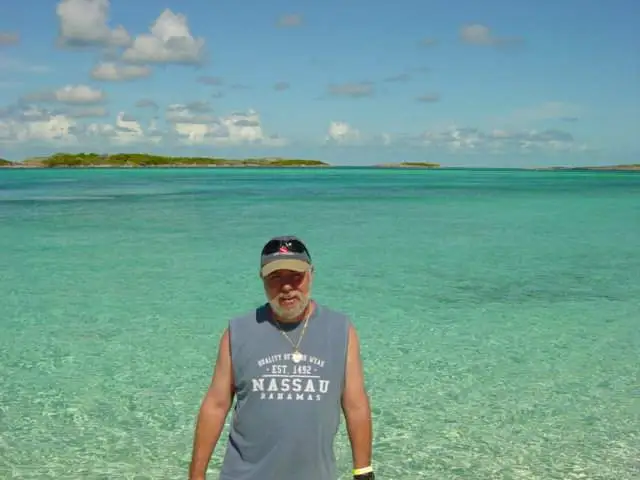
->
[0, 0, 638, 167]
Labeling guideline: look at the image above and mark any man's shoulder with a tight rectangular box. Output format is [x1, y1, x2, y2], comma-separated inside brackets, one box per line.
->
[315, 303, 353, 327]
[227, 303, 270, 329]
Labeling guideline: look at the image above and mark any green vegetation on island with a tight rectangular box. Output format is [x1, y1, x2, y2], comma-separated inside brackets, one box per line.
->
[3, 153, 637, 171]
[4, 153, 329, 168]
[533, 164, 640, 171]
[376, 161, 440, 168]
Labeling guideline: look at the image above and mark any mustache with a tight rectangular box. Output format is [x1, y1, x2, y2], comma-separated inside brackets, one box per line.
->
[278, 293, 301, 300]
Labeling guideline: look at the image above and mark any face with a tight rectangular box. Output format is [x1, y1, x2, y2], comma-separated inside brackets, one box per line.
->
[262, 268, 313, 321]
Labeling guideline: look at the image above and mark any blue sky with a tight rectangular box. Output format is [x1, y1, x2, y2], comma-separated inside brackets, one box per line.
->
[0, 0, 637, 166]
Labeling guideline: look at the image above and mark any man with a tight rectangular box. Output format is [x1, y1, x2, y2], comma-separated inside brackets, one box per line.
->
[189, 235, 375, 480]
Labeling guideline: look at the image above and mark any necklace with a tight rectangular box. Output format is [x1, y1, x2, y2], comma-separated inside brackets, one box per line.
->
[274, 307, 312, 363]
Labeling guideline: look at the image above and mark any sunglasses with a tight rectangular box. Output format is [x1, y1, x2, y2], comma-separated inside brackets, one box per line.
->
[261, 239, 311, 259]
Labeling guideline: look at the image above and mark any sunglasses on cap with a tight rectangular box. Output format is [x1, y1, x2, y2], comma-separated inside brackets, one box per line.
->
[261, 238, 311, 259]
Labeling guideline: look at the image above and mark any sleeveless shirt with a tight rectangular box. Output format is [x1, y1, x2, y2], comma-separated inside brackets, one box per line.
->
[218, 302, 350, 480]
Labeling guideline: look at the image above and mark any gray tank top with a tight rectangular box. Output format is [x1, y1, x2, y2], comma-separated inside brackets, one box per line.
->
[218, 302, 350, 480]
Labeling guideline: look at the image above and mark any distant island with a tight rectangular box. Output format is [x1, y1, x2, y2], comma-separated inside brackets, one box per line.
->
[376, 162, 440, 168]
[1, 154, 637, 171]
[0, 155, 444, 169]
[531, 164, 640, 171]
[0, 153, 330, 168]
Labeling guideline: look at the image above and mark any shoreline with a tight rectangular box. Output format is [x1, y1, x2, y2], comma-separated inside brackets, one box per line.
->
[2, 165, 638, 171]
[0, 155, 638, 171]
[527, 165, 640, 171]
[0, 164, 331, 169]
[374, 161, 440, 169]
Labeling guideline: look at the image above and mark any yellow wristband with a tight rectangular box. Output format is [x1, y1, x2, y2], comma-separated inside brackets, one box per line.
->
[352, 466, 373, 475]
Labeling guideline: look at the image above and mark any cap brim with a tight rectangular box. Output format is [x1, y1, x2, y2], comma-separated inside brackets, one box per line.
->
[261, 259, 310, 277]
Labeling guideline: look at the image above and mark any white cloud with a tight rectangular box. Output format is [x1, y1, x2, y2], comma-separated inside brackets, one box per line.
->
[121, 9, 205, 65]
[0, 102, 285, 149]
[459, 24, 522, 47]
[411, 126, 584, 153]
[324, 121, 395, 147]
[0, 108, 161, 147]
[0, 112, 77, 144]
[56, 0, 131, 48]
[170, 108, 287, 146]
[1, 93, 584, 156]
[379, 133, 392, 146]
[460, 24, 494, 45]
[320, 119, 584, 154]
[74, 113, 162, 145]
[114, 113, 151, 143]
[55, 85, 105, 104]
[165, 102, 214, 124]
[90, 62, 151, 81]
[21, 85, 105, 105]
[325, 121, 360, 144]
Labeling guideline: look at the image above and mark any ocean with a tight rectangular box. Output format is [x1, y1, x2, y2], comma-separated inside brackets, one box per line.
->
[0, 167, 638, 479]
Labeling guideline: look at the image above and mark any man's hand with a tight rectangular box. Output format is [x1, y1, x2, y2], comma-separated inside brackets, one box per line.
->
[341, 323, 373, 471]
[188, 328, 235, 479]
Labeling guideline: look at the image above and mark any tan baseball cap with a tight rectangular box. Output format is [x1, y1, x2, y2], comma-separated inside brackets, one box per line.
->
[260, 235, 312, 277]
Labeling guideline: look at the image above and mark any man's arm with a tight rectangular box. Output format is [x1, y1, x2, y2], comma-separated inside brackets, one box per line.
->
[341, 323, 373, 472]
[189, 328, 235, 480]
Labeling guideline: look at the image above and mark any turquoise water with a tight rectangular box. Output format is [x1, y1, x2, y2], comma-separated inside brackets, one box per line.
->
[1, 167, 638, 480]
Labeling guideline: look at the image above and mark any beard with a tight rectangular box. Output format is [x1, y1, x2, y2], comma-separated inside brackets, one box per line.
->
[268, 291, 311, 322]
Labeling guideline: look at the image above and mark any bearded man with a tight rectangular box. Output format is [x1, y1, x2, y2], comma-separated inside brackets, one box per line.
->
[189, 235, 375, 480]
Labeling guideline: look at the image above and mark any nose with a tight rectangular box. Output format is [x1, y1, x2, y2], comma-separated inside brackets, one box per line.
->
[280, 282, 294, 292]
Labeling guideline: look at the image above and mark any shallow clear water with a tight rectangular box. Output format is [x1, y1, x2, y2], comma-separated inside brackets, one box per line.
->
[1, 167, 638, 479]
